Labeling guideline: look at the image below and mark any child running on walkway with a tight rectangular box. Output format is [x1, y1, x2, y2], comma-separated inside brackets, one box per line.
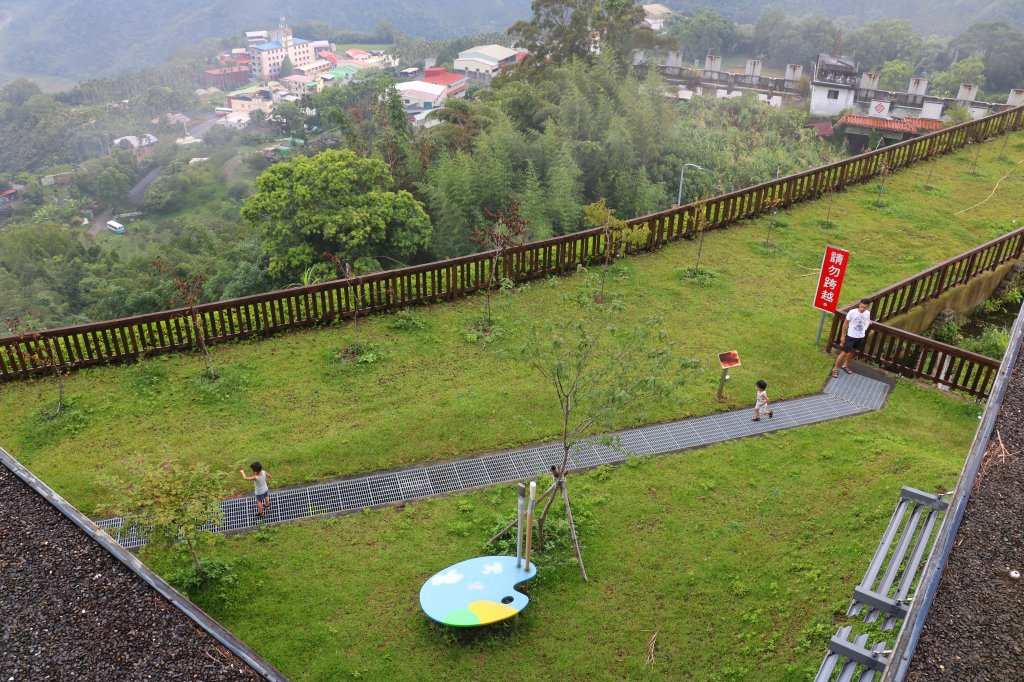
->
[240, 462, 272, 518]
[753, 379, 773, 422]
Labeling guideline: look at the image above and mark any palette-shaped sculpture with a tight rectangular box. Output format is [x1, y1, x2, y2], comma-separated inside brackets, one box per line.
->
[420, 555, 537, 627]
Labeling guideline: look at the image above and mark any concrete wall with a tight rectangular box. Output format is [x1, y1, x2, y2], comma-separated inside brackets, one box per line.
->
[810, 84, 856, 116]
[886, 260, 1020, 334]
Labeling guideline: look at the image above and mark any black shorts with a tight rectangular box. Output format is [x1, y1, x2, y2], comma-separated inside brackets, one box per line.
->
[843, 336, 866, 352]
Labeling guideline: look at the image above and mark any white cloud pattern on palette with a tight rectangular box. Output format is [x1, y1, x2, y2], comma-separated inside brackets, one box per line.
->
[431, 569, 464, 586]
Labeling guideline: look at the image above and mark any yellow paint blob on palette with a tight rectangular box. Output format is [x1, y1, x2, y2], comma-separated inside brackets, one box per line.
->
[420, 556, 537, 627]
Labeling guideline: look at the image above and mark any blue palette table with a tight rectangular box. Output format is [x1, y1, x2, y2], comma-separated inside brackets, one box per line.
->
[419, 555, 537, 626]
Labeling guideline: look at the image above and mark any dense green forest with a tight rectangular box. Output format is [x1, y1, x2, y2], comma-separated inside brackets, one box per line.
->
[0, 60, 839, 329]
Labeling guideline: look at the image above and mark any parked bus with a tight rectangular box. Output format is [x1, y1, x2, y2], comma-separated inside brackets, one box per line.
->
[105, 220, 125, 234]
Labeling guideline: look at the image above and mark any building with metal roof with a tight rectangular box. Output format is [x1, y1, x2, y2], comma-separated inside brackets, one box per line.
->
[453, 44, 521, 82]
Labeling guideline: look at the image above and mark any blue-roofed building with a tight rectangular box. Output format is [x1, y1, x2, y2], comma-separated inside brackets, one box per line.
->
[248, 19, 316, 81]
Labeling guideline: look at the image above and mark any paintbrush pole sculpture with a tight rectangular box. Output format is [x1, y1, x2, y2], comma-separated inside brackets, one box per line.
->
[516, 483, 525, 568]
[524, 481, 536, 571]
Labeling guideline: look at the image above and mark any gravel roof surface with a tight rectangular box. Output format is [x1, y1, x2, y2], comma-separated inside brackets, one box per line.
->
[0, 463, 266, 681]
[907, 362, 1024, 681]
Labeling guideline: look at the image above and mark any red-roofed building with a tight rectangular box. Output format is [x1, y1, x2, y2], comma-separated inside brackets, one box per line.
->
[805, 120, 834, 138]
[346, 48, 370, 60]
[838, 114, 916, 134]
[202, 66, 251, 89]
[902, 117, 944, 133]
[317, 50, 340, 66]
[421, 67, 468, 99]
[837, 113, 943, 153]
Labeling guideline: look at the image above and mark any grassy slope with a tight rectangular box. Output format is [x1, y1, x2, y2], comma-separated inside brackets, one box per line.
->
[196, 382, 977, 681]
[0, 132, 1021, 512]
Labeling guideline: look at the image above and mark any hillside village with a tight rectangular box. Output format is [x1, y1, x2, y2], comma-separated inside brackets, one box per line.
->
[198, 19, 523, 133]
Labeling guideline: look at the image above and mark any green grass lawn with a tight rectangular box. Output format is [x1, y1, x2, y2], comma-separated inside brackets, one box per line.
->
[188, 382, 977, 681]
[0, 132, 1021, 513]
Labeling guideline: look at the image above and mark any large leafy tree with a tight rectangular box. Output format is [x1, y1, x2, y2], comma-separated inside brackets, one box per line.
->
[752, 12, 838, 67]
[845, 19, 923, 71]
[94, 167, 131, 208]
[509, 0, 662, 73]
[241, 149, 432, 283]
[669, 9, 735, 63]
[929, 56, 987, 97]
[879, 60, 914, 91]
[951, 22, 1024, 92]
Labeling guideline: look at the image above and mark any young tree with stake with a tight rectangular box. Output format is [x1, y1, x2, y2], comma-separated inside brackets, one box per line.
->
[495, 307, 690, 580]
[678, 195, 711, 278]
[7, 318, 69, 417]
[875, 158, 892, 207]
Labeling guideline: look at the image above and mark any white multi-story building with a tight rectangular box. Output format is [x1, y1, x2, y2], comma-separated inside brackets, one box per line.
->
[246, 31, 269, 46]
[810, 52, 1024, 122]
[248, 20, 316, 82]
[808, 53, 859, 117]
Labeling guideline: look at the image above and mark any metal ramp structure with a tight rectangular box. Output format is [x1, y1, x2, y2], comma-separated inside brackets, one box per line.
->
[847, 487, 949, 630]
[814, 626, 890, 682]
[814, 487, 949, 681]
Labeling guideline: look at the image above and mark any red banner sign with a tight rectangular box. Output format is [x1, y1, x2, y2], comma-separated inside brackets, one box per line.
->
[813, 245, 849, 313]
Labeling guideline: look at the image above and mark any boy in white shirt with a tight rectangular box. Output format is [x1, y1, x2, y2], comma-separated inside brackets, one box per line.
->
[832, 299, 871, 378]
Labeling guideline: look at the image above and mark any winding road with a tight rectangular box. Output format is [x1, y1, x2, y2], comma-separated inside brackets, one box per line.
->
[126, 167, 162, 207]
[87, 208, 112, 238]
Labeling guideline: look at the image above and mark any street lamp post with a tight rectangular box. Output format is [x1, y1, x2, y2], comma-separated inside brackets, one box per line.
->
[677, 163, 704, 207]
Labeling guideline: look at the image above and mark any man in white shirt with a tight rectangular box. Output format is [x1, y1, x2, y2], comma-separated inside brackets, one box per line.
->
[832, 299, 871, 378]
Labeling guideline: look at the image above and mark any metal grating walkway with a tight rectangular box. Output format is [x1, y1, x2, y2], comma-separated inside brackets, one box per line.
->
[97, 370, 892, 549]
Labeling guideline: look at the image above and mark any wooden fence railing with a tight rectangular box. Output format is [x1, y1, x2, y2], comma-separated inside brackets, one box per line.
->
[843, 322, 1001, 398]
[824, 227, 1024, 398]
[2, 105, 1023, 382]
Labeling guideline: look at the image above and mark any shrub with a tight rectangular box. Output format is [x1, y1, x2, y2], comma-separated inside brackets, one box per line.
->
[167, 555, 238, 603]
[929, 314, 965, 345]
[387, 309, 425, 331]
[963, 325, 1009, 359]
[676, 265, 720, 288]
